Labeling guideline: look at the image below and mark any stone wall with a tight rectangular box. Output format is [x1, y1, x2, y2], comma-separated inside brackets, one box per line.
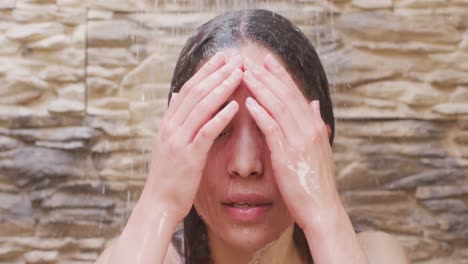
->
[0, 0, 467, 263]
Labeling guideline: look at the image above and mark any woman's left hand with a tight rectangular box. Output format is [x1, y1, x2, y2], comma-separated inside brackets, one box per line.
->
[242, 54, 342, 231]
[243, 54, 369, 264]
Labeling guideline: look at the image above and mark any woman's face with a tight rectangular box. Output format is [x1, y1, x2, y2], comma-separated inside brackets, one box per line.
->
[194, 44, 295, 253]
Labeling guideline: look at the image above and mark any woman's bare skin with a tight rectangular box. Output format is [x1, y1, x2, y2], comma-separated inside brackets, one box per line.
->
[94, 47, 410, 264]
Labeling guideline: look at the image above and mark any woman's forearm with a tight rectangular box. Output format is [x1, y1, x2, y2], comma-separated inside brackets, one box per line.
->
[304, 204, 368, 264]
[104, 198, 179, 264]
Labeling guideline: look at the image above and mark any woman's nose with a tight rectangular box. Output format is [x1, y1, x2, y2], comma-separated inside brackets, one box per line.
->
[227, 126, 264, 178]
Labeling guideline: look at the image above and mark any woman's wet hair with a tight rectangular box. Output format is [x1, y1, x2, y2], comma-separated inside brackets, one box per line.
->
[169, 9, 334, 264]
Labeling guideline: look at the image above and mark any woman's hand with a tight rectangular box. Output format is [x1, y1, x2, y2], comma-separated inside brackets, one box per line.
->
[242, 54, 339, 230]
[103, 53, 244, 264]
[140, 52, 244, 223]
[243, 54, 368, 264]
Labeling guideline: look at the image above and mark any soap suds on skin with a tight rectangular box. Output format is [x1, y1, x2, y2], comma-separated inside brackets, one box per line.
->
[288, 159, 320, 195]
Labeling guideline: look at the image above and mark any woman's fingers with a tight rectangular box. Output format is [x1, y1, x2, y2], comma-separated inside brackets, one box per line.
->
[182, 68, 243, 143]
[264, 54, 298, 91]
[165, 52, 226, 120]
[245, 97, 286, 154]
[168, 92, 178, 109]
[243, 70, 302, 145]
[192, 100, 239, 154]
[244, 58, 311, 130]
[310, 100, 332, 146]
[179, 51, 226, 98]
[170, 55, 243, 128]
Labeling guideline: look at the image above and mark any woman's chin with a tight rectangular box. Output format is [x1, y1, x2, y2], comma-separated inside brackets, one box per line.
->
[209, 223, 287, 254]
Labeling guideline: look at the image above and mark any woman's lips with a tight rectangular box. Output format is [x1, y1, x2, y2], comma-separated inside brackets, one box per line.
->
[221, 194, 273, 223]
[223, 203, 272, 223]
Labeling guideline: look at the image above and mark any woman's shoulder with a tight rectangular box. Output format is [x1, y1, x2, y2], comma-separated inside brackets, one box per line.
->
[356, 231, 411, 264]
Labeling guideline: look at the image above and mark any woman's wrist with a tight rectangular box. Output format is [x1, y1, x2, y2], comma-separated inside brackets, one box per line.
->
[302, 201, 369, 264]
[302, 201, 345, 236]
[107, 193, 180, 264]
[135, 192, 181, 229]
[299, 192, 345, 234]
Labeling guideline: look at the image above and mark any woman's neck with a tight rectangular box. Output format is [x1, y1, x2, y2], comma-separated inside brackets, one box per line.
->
[207, 225, 303, 264]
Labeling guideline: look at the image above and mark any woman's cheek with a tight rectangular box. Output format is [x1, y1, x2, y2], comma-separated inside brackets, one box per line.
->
[194, 149, 227, 225]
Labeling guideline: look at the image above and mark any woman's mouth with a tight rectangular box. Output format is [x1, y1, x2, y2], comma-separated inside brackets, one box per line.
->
[222, 203, 272, 223]
[222, 195, 273, 223]
[228, 202, 268, 208]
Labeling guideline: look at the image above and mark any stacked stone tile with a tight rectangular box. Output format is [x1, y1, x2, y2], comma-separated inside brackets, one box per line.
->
[0, 0, 467, 263]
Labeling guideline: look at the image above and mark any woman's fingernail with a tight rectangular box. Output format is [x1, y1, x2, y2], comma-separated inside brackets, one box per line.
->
[265, 54, 279, 67]
[244, 58, 254, 69]
[230, 54, 243, 65]
[246, 97, 256, 107]
[245, 97, 255, 107]
[246, 59, 262, 75]
[170, 92, 178, 105]
[225, 101, 238, 112]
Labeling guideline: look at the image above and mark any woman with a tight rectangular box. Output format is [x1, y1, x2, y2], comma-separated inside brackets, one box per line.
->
[96, 9, 409, 264]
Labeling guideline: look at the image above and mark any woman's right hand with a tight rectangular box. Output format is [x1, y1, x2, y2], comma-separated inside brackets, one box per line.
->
[101, 55, 242, 264]
[139, 52, 244, 223]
